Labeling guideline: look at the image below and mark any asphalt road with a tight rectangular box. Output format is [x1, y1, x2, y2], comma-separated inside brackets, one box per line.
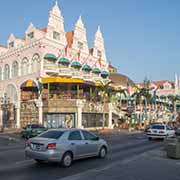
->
[0, 132, 163, 180]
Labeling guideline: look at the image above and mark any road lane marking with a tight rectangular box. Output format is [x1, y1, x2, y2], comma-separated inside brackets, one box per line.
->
[57, 154, 145, 180]
[57, 145, 162, 180]
[0, 139, 160, 172]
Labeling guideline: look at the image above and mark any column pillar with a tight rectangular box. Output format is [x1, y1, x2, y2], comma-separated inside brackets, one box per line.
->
[0, 108, 3, 129]
[76, 100, 83, 128]
[38, 100, 43, 124]
[16, 90, 21, 128]
[16, 101, 21, 128]
[77, 84, 80, 99]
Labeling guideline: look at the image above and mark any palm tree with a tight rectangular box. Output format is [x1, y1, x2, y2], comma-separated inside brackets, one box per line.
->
[117, 88, 127, 111]
[97, 79, 112, 129]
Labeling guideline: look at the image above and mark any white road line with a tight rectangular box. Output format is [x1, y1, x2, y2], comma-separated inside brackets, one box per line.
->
[57, 155, 141, 180]
[57, 145, 162, 180]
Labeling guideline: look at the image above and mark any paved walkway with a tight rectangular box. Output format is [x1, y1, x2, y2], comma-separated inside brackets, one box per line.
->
[60, 149, 180, 180]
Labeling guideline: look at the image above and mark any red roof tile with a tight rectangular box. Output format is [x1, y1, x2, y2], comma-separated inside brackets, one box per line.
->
[66, 31, 74, 48]
[40, 27, 47, 33]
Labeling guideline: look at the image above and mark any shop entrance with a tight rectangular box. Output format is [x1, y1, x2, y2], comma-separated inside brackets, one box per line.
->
[44, 113, 75, 128]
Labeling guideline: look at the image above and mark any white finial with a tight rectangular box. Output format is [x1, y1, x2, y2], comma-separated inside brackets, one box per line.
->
[75, 15, 84, 29]
[96, 25, 103, 39]
[55, 0, 58, 6]
[30, 22, 34, 27]
[97, 25, 101, 32]
[9, 33, 15, 39]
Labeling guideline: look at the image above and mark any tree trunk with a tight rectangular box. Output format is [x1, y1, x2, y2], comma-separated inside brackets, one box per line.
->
[102, 100, 105, 130]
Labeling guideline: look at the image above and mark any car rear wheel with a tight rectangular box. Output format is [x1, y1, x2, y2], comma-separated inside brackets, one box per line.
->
[99, 146, 107, 158]
[61, 152, 73, 168]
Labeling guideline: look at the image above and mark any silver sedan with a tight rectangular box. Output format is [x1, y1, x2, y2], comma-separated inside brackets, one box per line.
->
[25, 128, 108, 167]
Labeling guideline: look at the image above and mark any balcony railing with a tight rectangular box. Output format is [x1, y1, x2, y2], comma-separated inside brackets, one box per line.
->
[44, 63, 58, 73]
[59, 67, 72, 76]
[71, 70, 82, 78]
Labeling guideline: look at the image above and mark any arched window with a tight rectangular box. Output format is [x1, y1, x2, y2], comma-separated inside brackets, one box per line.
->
[12, 61, 19, 77]
[6, 84, 18, 104]
[31, 54, 41, 73]
[4, 64, 10, 80]
[0, 67, 2, 80]
[21, 58, 29, 76]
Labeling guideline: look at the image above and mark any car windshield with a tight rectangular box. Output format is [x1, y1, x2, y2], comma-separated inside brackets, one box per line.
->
[39, 130, 65, 139]
[151, 125, 165, 130]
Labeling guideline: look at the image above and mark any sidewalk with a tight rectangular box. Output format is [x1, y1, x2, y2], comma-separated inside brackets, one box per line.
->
[61, 149, 180, 180]
[91, 128, 143, 136]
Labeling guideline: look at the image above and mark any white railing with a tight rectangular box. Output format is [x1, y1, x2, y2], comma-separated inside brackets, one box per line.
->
[71, 70, 83, 78]
[82, 72, 92, 80]
[59, 67, 72, 76]
[44, 63, 58, 73]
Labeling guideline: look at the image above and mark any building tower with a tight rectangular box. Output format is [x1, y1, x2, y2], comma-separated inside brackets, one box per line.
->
[93, 26, 107, 62]
[72, 16, 89, 57]
[46, 1, 67, 46]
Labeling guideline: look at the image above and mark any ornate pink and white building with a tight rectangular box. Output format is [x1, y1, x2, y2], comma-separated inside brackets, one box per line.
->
[0, 2, 112, 129]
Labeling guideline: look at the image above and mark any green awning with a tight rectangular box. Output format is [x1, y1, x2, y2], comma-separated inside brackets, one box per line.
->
[176, 94, 180, 100]
[58, 57, 70, 64]
[160, 95, 166, 99]
[92, 68, 101, 74]
[176, 104, 180, 107]
[101, 70, 109, 78]
[71, 61, 82, 68]
[82, 64, 92, 71]
[168, 94, 174, 98]
[44, 53, 57, 61]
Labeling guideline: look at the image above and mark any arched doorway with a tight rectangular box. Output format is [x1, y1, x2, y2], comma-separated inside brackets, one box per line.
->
[2, 84, 18, 128]
[20, 80, 39, 127]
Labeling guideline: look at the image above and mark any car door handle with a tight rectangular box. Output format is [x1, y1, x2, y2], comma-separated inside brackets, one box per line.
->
[85, 142, 89, 145]
[71, 143, 75, 145]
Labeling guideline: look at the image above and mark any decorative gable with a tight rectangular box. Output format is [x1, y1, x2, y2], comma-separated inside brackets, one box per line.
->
[93, 26, 107, 62]
[46, 1, 67, 46]
[7, 33, 25, 49]
[72, 16, 89, 55]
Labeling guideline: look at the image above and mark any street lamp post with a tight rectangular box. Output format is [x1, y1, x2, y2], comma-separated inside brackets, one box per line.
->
[0, 93, 10, 132]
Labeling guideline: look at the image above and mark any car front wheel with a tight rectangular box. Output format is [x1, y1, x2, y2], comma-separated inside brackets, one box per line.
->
[99, 146, 107, 158]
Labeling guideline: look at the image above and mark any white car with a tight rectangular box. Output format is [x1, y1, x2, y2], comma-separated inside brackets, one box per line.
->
[146, 124, 175, 140]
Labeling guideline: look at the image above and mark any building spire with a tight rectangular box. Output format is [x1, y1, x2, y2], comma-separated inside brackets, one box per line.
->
[46, 0, 66, 45]
[75, 15, 85, 29]
[175, 73, 179, 94]
[95, 25, 103, 39]
[50, 0, 62, 18]
[93, 25, 107, 62]
[72, 15, 89, 54]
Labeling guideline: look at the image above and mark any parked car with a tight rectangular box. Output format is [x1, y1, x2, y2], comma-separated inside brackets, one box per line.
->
[25, 129, 108, 167]
[21, 124, 47, 139]
[146, 124, 175, 140]
[144, 123, 163, 132]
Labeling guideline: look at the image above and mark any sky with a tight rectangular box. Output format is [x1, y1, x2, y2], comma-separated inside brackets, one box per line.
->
[0, 0, 180, 83]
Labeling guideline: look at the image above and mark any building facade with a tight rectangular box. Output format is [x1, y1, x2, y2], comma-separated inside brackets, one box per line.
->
[0, 2, 113, 129]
